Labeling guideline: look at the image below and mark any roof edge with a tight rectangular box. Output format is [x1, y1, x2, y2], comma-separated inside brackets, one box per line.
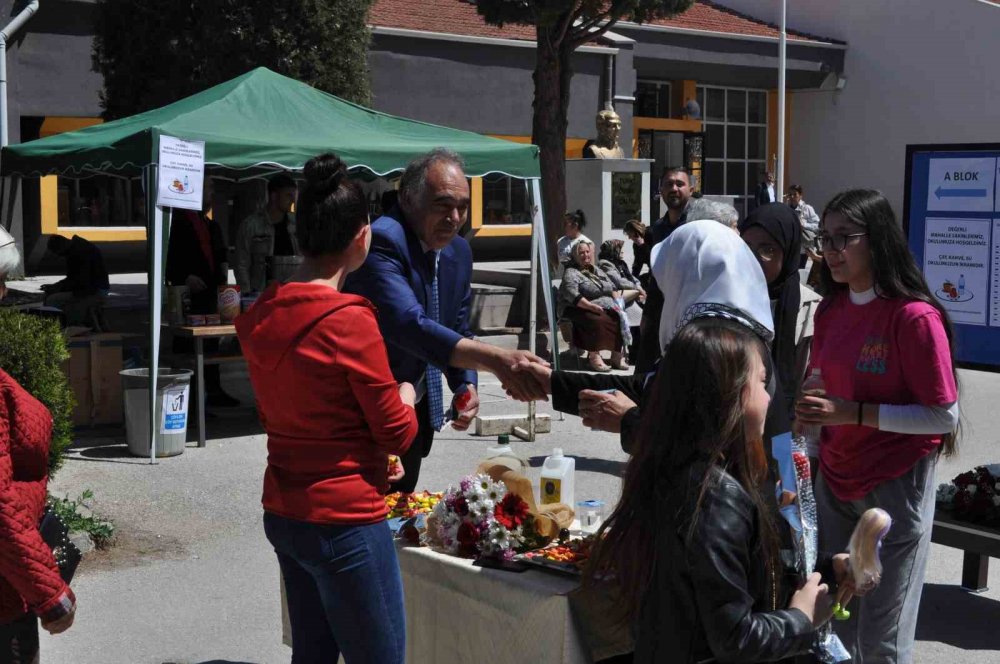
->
[370, 26, 619, 54]
[617, 19, 846, 49]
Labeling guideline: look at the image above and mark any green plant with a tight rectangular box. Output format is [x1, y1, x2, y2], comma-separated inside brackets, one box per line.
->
[0, 309, 75, 475]
[48, 490, 116, 549]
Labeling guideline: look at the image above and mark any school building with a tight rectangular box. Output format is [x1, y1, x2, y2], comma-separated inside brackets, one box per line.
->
[6, 0, 993, 270]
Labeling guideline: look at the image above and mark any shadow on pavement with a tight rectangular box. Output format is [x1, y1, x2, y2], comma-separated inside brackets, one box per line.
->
[916, 583, 1000, 650]
[162, 661, 260, 664]
[529, 454, 625, 477]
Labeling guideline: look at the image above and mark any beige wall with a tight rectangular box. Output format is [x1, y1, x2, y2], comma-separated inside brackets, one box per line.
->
[717, 0, 1000, 217]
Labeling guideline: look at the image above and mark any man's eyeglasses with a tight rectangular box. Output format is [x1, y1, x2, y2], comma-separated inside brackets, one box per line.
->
[819, 232, 867, 252]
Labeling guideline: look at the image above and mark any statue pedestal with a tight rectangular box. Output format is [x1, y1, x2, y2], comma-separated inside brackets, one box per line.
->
[565, 158, 653, 269]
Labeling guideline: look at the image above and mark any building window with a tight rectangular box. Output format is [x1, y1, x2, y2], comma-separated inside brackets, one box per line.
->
[49, 176, 146, 228]
[635, 80, 672, 119]
[482, 174, 531, 225]
[697, 86, 768, 216]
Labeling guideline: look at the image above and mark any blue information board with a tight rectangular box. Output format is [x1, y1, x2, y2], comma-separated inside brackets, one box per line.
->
[904, 144, 1000, 368]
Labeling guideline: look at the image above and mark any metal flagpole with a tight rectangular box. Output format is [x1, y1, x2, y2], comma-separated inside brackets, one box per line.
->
[776, 0, 788, 197]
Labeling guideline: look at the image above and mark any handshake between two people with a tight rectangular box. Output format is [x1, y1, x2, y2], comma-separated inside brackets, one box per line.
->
[498, 358, 639, 433]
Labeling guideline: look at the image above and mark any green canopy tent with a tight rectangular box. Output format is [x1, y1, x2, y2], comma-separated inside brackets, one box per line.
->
[2, 67, 556, 460]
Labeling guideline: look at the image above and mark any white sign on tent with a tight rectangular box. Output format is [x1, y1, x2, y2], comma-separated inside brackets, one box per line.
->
[156, 135, 205, 210]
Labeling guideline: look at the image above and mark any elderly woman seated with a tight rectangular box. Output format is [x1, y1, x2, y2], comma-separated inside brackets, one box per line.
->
[558, 240, 640, 372]
[598, 239, 646, 361]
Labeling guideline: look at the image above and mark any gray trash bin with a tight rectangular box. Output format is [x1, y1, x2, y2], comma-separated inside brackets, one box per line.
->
[120, 368, 194, 457]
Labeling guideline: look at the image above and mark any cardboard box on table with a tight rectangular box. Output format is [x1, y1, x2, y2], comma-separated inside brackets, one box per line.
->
[62, 329, 125, 426]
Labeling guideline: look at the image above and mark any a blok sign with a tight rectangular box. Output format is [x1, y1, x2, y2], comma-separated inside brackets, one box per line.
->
[906, 145, 1000, 367]
[926, 158, 997, 213]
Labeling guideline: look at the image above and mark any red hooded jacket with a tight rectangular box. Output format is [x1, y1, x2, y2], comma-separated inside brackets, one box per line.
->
[235, 283, 418, 524]
[0, 369, 75, 624]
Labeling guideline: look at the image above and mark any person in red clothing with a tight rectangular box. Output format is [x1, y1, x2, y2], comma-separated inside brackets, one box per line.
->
[236, 153, 417, 664]
[796, 190, 959, 664]
[0, 228, 76, 664]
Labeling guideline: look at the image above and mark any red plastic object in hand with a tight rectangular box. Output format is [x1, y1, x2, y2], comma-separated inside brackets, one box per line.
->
[454, 390, 473, 412]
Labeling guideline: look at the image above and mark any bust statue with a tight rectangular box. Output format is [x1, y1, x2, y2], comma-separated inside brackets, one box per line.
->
[585, 108, 624, 160]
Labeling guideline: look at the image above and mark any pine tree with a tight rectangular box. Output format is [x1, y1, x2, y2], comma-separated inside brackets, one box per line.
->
[92, 0, 374, 119]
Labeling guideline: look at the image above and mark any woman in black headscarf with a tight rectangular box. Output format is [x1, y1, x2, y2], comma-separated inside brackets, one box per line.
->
[740, 203, 822, 420]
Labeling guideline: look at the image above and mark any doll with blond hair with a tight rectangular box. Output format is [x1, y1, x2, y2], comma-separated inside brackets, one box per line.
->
[832, 508, 893, 620]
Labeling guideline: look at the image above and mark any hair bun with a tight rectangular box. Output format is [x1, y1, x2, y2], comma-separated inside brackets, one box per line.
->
[304, 152, 347, 194]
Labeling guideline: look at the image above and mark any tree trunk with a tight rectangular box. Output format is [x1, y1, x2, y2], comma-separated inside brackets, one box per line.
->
[531, 23, 573, 265]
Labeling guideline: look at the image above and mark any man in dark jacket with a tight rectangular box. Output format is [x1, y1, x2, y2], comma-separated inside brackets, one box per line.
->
[635, 167, 692, 373]
[42, 234, 109, 325]
[166, 177, 238, 407]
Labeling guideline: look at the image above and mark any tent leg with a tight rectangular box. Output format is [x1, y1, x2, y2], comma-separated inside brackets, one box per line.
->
[146, 166, 163, 464]
[512, 179, 559, 440]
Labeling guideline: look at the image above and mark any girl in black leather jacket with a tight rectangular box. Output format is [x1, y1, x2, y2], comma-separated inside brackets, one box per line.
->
[589, 318, 832, 664]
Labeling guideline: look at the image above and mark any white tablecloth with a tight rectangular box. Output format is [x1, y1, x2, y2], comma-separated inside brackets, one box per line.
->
[398, 545, 587, 664]
[282, 544, 588, 664]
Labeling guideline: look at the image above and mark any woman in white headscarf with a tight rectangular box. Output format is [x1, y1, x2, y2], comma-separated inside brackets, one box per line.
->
[509, 220, 777, 454]
[652, 220, 774, 354]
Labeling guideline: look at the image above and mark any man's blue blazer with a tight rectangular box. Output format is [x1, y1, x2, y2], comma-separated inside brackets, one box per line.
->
[343, 209, 478, 393]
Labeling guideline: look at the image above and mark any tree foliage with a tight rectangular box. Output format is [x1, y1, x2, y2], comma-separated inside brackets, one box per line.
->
[474, 1, 694, 258]
[92, 0, 374, 119]
[0, 310, 74, 476]
[476, 0, 693, 44]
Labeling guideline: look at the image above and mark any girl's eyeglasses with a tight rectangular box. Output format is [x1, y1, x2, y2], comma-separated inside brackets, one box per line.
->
[819, 232, 867, 252]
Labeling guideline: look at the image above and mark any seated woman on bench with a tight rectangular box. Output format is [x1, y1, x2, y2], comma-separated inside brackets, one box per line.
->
[558, 240, 641, 372]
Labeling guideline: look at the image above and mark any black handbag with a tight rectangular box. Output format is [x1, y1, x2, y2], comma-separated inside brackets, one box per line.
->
[38, 508, 81, 584]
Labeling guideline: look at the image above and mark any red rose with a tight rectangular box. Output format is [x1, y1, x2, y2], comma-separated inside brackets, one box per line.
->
[453, 495, 469, 516]
[494, 493, 530, 529]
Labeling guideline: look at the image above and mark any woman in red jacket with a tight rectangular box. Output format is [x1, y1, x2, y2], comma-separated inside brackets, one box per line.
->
[1, 229, 76, 664]
[236, 153, 418, 664]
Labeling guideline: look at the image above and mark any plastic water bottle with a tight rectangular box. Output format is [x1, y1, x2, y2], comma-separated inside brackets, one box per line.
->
[959, 274, 966, 295]
[799, 369, 825, 458]
[540, 448, 575, 507]
[483, 434, 528, 473]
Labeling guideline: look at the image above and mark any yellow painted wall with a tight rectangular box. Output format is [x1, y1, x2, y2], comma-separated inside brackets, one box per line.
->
[38, 116, 148, 242]
[466, 133, 585, 239]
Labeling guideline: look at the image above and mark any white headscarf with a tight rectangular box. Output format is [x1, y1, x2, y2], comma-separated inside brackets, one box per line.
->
[651, 219, 773, 353]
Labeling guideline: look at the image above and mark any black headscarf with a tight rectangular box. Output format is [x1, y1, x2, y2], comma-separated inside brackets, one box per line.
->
[740, 203, 802, 418]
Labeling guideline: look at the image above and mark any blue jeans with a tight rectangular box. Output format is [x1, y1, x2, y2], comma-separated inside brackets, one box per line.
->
[263, 512, 405, 664]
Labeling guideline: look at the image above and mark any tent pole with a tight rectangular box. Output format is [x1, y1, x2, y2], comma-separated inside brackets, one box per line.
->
[146, 165, 162, 464]
[531, 178, 560, 424]
[525, 184, 540, 441]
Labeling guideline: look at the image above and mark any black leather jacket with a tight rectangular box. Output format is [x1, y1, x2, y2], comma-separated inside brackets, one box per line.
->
[634, 465, 815, 664]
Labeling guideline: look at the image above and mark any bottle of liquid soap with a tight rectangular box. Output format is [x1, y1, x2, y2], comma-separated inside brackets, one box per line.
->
[540, 448, 575, 507]
[483, 434, 527, 473]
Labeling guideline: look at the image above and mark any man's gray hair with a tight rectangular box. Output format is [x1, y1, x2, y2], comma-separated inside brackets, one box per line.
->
[686, 198, 740, 230]
[399, 148, 466, 208]
[0, 226, 20, 278]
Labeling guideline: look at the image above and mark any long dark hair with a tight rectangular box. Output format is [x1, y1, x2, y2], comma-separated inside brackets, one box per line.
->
[586, 318, 780, 621]
[819, 189, 959, 455]
[296, 152, 368, 258]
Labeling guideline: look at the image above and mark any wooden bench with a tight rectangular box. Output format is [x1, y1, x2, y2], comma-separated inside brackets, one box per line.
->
[931, 508, 1000, 592]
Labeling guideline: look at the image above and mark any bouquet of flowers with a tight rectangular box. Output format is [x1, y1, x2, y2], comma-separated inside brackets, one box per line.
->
[937, 465, 1000, 527]
[428, 473, 545, 560]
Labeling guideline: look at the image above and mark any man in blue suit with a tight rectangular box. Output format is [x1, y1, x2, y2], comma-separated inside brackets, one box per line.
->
[344, 149, 547, 492]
